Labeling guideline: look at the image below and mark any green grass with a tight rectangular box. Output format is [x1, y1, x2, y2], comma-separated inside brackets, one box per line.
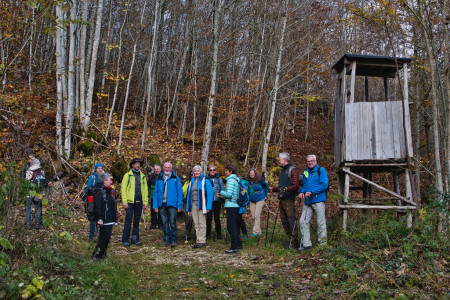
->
[1, 205, 449, 299]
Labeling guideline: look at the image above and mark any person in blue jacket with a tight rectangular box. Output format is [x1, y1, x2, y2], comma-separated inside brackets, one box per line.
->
[219, 164, 242, 254]
[247, 169, 269, 237]
[153, 162, 183, 247]
[298, 154, 329, 251]
[86, 162, 104, 242]
[186, 165, 213, 248]
[206, 165, 225, 239]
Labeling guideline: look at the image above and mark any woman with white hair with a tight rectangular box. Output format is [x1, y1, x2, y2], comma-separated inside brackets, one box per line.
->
[185, 165, 213, 248]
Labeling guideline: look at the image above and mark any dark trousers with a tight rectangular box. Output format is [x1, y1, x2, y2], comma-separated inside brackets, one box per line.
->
[237, 213, 247, 235]
[279, 199, 299, 248]
[122, 201, 143, 243]
[185, 213, 193, 239]
[160, 203, 178, 243]
[151, 208, 162, 227]
[206, 201, 222, 237]
[226, 207, 242, 250]
[92, 224, 113, 259]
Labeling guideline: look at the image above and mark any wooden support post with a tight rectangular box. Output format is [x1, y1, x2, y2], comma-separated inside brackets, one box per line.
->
[384, 77, 390, 101]
[342, 167, 417, 206]
[403, 63, 414, 161]
[368, 173, 374, 198]
[363, 173, 369, 199]
[405, 169, 413, 227]
[342, 172, 350, 230]
[393, 172, 402, 223]
[364, 76, 369, 102]
[350, 61, 356, 103]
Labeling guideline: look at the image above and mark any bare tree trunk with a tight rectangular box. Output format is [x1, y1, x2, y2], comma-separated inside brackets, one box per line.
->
[201, 0, 223, 171]
[79, 0, 88, 127]
[261, 2, 288, 174]
[118, 0, 147, 155]
[141, 0, 161, 151]
[100, 1, 113, 95]
[105, 8, 127, 140]
[64, 0, 77, 159]
[55, 4, 64, 156]
[83, 0, 104, 133]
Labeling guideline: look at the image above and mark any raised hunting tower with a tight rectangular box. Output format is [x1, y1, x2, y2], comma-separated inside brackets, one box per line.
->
[332, 54, 417, 229]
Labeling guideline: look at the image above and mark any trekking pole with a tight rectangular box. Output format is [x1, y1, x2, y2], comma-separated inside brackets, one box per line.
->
[264, 200, 271, 247]
[270, 205, 280, 246]
[288, 199, 302, 249]
[223, 207, 228, 245]
[142, 209, 147, 230]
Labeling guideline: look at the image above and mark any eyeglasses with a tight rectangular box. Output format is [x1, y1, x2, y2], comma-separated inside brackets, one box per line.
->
[209, 169, 216, 171]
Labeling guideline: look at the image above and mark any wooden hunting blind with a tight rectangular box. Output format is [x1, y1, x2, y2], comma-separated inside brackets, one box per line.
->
[332, 54, 417, 229]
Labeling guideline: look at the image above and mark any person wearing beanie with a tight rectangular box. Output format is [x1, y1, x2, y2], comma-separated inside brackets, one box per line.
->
[86, 162, 104, 242]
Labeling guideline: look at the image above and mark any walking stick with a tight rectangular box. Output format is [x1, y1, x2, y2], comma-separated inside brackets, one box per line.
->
[142, 209, 147, 230]
[264, 200, 271, 247]
[270, 205, 280, 246]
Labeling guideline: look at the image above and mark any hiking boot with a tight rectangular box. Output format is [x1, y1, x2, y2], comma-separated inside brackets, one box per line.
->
[241, 234, 249, 240]
[160, 241, 171, 246]
[225, 249, 239, 254]
[252, 233, 261, 237]
[123, 242, 130, 247]
[132, 241, 142, 246]
[193, 243, 206, 248]
[150, 224, 157, 230]
[297, 246, 312, 252]
[88, 236, 97, 243]
[170, 242, 177, 248]
[34, 224, 41, 230]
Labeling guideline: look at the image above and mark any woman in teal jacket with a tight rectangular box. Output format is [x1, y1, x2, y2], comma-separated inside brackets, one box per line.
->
[219, 164, 242, 254]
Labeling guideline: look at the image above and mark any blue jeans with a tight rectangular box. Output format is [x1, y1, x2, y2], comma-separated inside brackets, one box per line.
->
[89, 221, 98, 239]
[122, 202, 143, 243]
[159, 203, 178, 243]
[25, 197, 41, 226]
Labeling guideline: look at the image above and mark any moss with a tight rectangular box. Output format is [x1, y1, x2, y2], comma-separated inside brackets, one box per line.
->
[111, 156, 128, 182]
[76, 141, 93, 156]
[146, 154, 161, 167]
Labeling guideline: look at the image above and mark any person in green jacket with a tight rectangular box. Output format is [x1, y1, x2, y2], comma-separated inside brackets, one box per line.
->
[121, 158, 148, 246]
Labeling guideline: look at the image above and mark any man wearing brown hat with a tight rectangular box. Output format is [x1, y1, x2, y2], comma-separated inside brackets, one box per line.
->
[121, 158, 148, 246]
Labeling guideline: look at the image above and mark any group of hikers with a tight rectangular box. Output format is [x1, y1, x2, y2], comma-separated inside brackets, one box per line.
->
[22, 152, 329, 261]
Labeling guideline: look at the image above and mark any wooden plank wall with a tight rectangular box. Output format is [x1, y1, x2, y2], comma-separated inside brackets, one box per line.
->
[344, 101, 407, 161]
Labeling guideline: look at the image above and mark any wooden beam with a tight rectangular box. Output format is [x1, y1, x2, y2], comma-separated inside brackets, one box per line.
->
[403, 63, 414, 158]
[348, 197, 404, 201]
[350, 61, 356, 103]
[342, 167, 417, 206]
[339, 204, 416, 210]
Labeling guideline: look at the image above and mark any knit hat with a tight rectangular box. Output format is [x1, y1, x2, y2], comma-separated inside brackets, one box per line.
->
[94, 163, 104, 172]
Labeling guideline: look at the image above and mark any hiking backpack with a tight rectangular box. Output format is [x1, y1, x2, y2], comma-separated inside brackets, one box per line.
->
[31, 169, 48, 188]
[85, 185, 107, 222]
[232, 177, 251, 207]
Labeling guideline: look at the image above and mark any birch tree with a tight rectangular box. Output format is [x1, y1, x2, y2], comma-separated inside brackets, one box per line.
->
[261, 1, 288, 174]
[201, 0, 224, 171]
